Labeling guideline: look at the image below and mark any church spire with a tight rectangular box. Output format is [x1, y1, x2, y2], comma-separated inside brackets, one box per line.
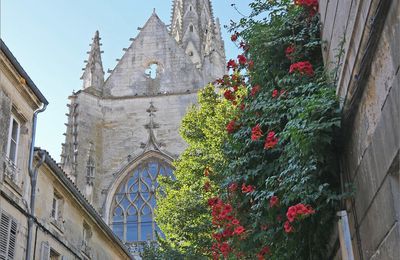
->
[170, 0, 221, 67]
[81, 30, 104, 91]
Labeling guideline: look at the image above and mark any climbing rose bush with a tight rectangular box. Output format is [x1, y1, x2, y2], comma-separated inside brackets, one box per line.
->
[209, 0, 342, 258]
[151, 1, 343, 259]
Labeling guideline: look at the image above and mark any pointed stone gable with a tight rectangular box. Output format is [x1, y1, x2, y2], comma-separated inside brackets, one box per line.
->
[103, 12, 204, 97]
[81, 31, 104, 91]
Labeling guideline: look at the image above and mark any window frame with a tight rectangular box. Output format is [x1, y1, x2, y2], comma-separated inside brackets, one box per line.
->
[6, 115, 20, 165]
[109, 158, 173, 243]
[51, 192, 63, 221]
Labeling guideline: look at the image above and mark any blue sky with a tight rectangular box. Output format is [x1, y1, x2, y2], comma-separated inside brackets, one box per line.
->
[1, 0, 252, 161]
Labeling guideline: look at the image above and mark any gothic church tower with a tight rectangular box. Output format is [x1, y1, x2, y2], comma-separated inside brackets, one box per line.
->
[60, 0, 225, 252]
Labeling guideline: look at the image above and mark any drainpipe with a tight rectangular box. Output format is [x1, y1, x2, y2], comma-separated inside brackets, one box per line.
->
[26, 104, 47, 260]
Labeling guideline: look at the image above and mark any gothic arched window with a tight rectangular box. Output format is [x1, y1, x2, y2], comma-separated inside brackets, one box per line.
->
[110, 158, 173, 243]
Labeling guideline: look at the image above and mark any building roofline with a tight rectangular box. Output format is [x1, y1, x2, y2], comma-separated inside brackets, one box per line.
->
[34, 148, 133, 259]
[0, 39, 49, 105]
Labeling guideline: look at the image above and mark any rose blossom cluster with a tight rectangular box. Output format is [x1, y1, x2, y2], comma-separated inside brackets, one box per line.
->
[294, 0, 318, 8]
[284, 203, 315, 233]
[272, 89, 286, 98]
[289, 61, 314, 76]
[294, 0, 319, 16]
[250, 125, 280, 150]
[208, 197, 246, 259]
[251, 124, 263, 140]
[264, 131, 279, 149]
[285, 44, 296, 60]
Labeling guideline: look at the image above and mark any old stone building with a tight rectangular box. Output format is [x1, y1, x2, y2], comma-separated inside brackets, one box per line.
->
[0, 39, 131, 259]
[320, 0, 399, 259]
[59, 0, 226, 253]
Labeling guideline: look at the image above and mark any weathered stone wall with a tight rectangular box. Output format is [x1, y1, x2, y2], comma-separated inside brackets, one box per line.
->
[320, 0, 399, 259]
[60, 2, 226, 222]
[103, 14, 204, 97]
[0, 89, 11, 158]
[68, 90, 197, 214]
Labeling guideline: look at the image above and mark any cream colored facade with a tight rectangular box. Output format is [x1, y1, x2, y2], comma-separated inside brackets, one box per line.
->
[31, 149, 132, 260]
[1, 38, 45, 260]
[0, 40, 132, 259]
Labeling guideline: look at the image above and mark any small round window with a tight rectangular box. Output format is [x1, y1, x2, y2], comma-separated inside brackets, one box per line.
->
[145, 63, 158, 79]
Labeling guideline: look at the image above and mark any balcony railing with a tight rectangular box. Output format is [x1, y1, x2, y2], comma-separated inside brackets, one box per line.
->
[2, 155, 20, 185]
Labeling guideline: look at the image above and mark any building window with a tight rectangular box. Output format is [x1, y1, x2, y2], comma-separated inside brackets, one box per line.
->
[6, 116, 20, 165]
[86, 157, 95, 185]
[189, 25, 194, 32]
[110, 158, 173, 244]
[145, 63, 158, 80]
[51, 192, 63, 221]
[82, 222, 92, 257]
[0, 211, 17, 260]
[49, 249, 60, 260]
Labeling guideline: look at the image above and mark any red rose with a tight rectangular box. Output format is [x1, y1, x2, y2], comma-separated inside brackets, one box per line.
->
[285, 44, 296, 59]
[251, 84, 261, 96]
[289, 61, 314, 76]
[239, 41, 250, 52]
[251, 124, 263, 141]
[212, 232, 222, 241]
[231, 32, 239, 42]
[228, 182, 238, 192]
[226, 120, 238, 134]
[223, 89, 235, 101]
[208, 197, 221, 207]
[219, 242, 231, 257]
[227, 59, 238, 70]
[264, 131, 279, 149]
[284, 220, 294, 233]
[234, 225, 245, 235]
[232, 219, 240, 225]
[269, 195, 279, 208]
[222, 228, 233, 238]
[241, 183, 255, 193]
[237, 54, 247, 65]
[272, 89, 279, 98]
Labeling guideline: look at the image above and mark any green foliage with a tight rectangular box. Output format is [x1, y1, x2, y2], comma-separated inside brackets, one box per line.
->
[210, 1, 343, 259]
[152, 85, 234, 258]
[151, 1, 343, 259]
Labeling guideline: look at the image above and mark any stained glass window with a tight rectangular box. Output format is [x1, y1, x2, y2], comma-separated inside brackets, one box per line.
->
[110, 158, 173, 243]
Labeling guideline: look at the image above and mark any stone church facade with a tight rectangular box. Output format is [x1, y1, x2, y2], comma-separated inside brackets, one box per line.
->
[59, 0, 226, 252]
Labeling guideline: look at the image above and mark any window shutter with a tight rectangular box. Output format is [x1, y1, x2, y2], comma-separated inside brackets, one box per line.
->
[7, 220, 17, 259]
[0, 213, 10, 259]
[0, 212, 17, 260]
[40, 241, 50, 260]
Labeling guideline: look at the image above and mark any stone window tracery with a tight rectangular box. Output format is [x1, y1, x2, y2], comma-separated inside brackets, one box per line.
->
[110, 158, 173, 243]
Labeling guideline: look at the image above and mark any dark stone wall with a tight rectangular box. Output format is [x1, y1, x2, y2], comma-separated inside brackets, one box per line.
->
[320, 0, 399, 259]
